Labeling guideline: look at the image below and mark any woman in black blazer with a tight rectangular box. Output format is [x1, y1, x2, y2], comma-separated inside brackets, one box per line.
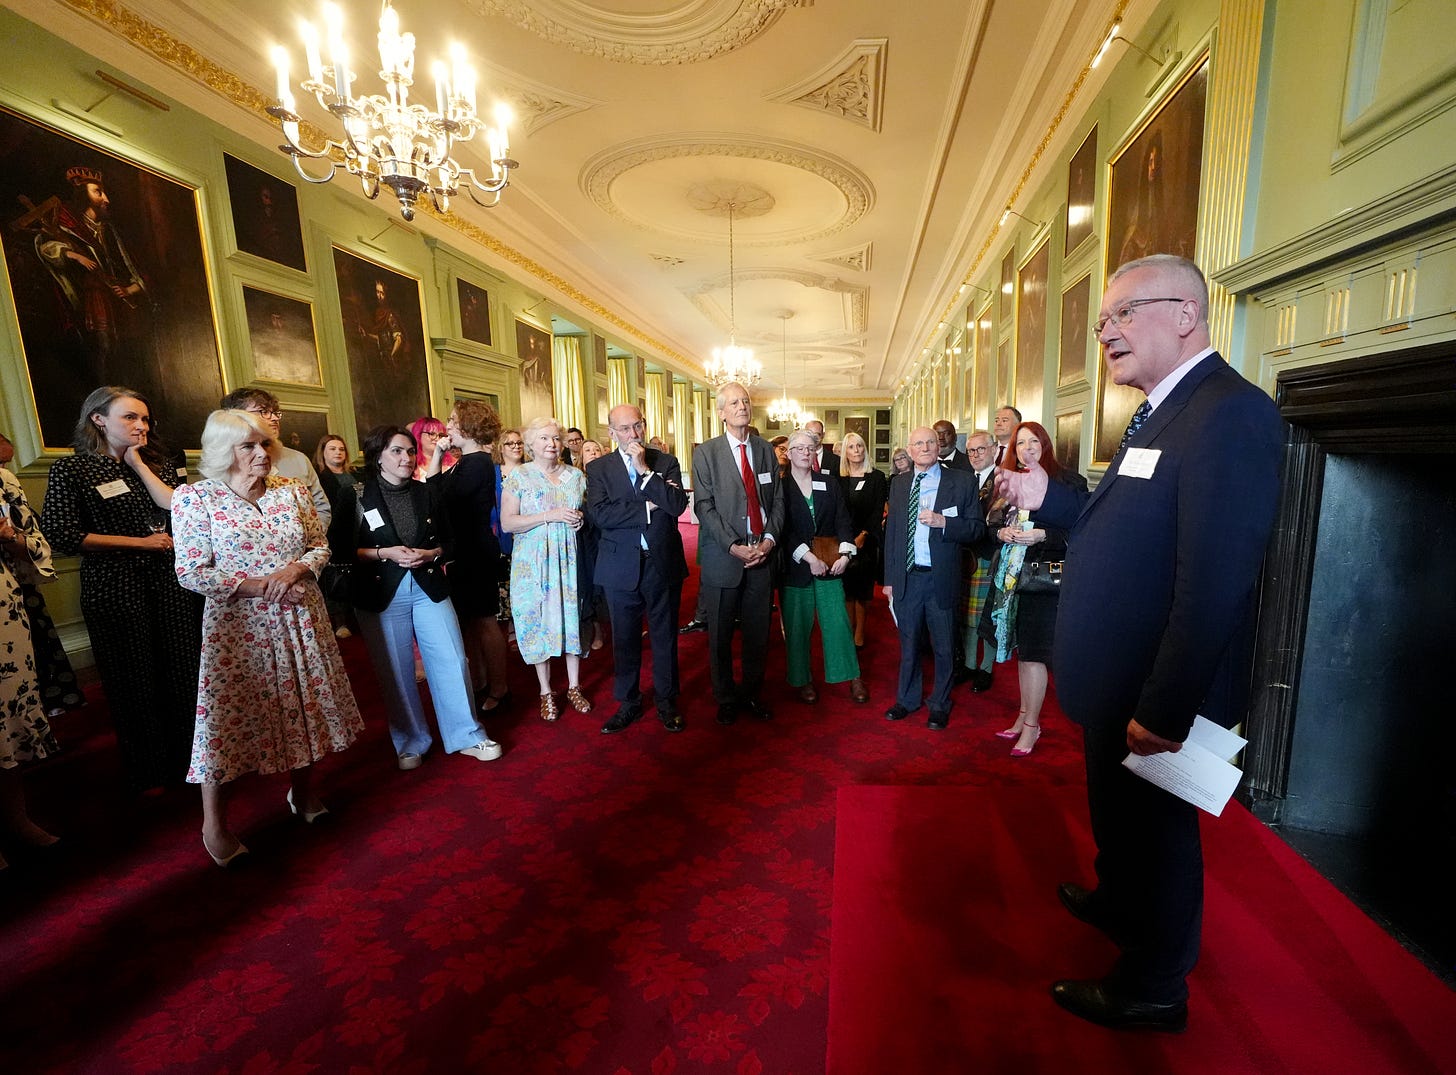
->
[329, 425, 500, 770]
[780, 429, 868, 705]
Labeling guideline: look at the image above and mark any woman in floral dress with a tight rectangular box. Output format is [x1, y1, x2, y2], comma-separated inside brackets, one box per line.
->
[0, 467, 62, 870]
[172, 410, 362, 867]
[501, 417, 591, 722]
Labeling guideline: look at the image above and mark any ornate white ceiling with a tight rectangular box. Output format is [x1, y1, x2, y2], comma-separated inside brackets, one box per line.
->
[11, 0, 1138, 400]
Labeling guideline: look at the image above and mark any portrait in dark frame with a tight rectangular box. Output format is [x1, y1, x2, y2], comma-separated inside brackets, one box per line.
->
[825, 409, 840, 427]
[844, 416, 869, 444]
[1015, 239, 1049, 424]
[1058, 274, 1092, 387]
[1097, 55, 1209, 463]
[332, 247, 430, 437]
[875, 447, 889, 464]
[875, 409, 891, 425]
[1064, 126, 1098, 256]
[1107, 58, 1207, 273]
[593, 335, 608, 377]
[242, 285, 321, 386]
[223, 153, 306, 272]
[515, 318, 553, 424]
[456, 278, 492, 347]
[0, 106, 224, 448]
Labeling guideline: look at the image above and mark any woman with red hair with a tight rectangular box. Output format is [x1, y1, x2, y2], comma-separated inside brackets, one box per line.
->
[977, 421, 1086, 756]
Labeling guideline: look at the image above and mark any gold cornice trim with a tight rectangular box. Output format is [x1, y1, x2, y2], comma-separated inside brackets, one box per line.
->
[61, 0, 695, 374]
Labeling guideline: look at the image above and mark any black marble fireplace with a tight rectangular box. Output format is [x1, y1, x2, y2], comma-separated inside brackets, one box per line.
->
[1240, 343, 1456, 979]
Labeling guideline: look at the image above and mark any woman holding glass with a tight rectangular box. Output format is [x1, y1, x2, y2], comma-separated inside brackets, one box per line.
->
[977, 421, 1087, 757]
[780, 429, 867, 704]
[41, 386, 202, 793]
[501, 418, 591, 722]
[172, 409, 362, 866]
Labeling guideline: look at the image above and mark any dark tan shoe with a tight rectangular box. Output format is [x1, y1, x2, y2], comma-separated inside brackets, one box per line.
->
[540, 692, 560, 722]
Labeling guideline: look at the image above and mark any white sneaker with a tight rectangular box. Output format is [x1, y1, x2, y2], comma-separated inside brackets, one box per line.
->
[459, 740, 503, 762]
[397, 752, 423, 771]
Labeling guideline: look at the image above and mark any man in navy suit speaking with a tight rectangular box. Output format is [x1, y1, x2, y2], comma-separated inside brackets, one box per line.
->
[587, 404, 690, 734]
[999, 255, 1281, 1032]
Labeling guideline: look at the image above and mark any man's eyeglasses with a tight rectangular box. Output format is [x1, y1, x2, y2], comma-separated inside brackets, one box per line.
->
[1091, 297, 1187, 337]
[247, 407, 284, 420]
[967, 445, 992, 454]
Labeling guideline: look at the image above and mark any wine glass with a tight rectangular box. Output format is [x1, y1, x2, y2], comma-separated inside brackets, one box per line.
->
[148, 510, 170, 536]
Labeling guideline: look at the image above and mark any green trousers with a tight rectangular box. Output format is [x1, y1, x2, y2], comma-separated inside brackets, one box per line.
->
[782, 577, 861, 686]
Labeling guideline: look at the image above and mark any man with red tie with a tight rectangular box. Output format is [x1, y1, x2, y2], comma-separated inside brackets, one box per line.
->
[691, 382, 785, 725]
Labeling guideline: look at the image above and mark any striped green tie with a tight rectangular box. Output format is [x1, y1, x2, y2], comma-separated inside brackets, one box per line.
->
[906, 472, 923, 571]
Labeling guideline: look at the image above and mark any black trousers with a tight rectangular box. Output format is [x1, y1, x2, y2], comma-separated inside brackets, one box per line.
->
[702, 563, 772, 704]
[604, 554, 679, 707]
[1082, 718, 1203, 1004]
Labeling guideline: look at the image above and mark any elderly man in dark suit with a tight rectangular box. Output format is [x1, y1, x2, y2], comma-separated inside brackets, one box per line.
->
[1000, 254, 1281, 1032]
[802, 419, 840, 476]
[692, 382, 784, 724]
[587, 404, 690, 733]
[882, 426, 984, 729]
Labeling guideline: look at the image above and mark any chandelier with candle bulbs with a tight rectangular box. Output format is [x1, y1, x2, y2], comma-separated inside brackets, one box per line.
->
[703, 200, 763, 387]
[267, 0, 516, 222]
[765, 312, 801, 424]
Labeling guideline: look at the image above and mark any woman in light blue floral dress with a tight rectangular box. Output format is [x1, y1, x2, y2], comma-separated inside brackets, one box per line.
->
[501, 417, 592, 722]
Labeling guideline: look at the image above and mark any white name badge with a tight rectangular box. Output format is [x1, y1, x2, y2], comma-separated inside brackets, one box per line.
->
[757, 472, 773, 485]
[811, 480, 827, 491]
[175, 467, 189, 479]
[942, 505, 959, 518]
[363, 507, 386, 530]
[855, 479, 866, 491]
[1119, 447, 1162, 479]
[95, 479, 130, 499]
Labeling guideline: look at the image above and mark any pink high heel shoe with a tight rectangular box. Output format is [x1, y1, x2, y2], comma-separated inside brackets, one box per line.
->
[1010, 724, 1042, 757]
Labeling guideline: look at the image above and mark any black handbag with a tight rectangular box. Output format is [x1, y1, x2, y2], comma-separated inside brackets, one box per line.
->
[1018, 559, 1063, 594]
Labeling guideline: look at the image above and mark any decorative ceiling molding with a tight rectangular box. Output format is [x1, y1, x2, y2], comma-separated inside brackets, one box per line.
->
[812, 242, 873, 272]
[463, 0, 811, 66]
[768, 38, 887, 131]
[475, 63, 599, 137]
[686, 268, 868, 336]
[649, 253, 687, 268]
[582, 135, 876, 245]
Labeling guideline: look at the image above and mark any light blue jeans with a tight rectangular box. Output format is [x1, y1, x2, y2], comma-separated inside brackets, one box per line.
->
[358, 574, 484, 757]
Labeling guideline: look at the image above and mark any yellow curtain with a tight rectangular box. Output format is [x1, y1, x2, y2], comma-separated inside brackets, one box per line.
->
[671, 379, 691, 454]
[645, 372, 668, 444]
[608, 357, 633, 408]
[551, 335, 587, 432]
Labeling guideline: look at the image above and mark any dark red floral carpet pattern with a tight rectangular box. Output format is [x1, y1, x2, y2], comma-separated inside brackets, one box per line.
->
[1, 523, 1088, 1073]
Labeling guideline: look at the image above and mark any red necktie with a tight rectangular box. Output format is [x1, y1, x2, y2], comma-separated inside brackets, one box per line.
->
[810, 451, 820, 473]
[740, 442, 763, 536]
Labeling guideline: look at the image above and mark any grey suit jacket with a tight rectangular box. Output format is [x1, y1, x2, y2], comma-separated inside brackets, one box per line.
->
[692, 433, 785, 588]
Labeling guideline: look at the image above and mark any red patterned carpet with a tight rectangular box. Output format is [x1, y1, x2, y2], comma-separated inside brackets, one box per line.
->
[1, 522, 1449, 1073]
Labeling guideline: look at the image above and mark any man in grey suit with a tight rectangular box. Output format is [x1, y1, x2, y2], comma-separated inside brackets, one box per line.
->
[881, 426, 984, 729]
[691, 381, 784, 725]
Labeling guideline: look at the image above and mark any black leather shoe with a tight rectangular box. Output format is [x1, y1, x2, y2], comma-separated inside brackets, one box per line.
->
[970, 670, 994, 693]
[1057, 882, 1126, 945]
[716, 703, 738, 725]
[884, 704, 909, 721]
[658, 704, 685, 733]
[927, 709, 949, 730]
[742, 699, 773, 721]
[678, 618, 708, 635]
[1050, 979, 1187, 1033]
[952, 665, 974, 685]
[600, 706, 642, 734]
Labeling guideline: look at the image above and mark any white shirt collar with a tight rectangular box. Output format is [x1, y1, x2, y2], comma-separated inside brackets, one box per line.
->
[1146, 346, 1216, 413]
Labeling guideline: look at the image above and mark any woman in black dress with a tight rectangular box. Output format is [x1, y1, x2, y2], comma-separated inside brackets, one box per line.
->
[40, 386, 203, 791]
[837, 431, 887, 649]
[435, 399, 511, 713]
[977, 421, 1087, 757]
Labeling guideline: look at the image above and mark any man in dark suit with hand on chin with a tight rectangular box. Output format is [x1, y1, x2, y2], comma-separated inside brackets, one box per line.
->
[882, 426, 983, 729]
[998, 255, 1281, 1032]
[587, 405, 690, 733]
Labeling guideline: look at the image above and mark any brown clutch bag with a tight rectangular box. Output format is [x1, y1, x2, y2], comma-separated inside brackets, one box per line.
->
[812, 536, 842, 564]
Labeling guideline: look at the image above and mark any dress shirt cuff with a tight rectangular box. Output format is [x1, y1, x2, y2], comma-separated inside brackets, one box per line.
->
[792, 542, 810, 563]
[838, 541, 856, 557]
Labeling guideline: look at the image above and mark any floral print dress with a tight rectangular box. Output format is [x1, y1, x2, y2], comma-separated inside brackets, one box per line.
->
[0, 469, 58, 769]
[506, 463, 586, 664]
[172, 475, 362, 784]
